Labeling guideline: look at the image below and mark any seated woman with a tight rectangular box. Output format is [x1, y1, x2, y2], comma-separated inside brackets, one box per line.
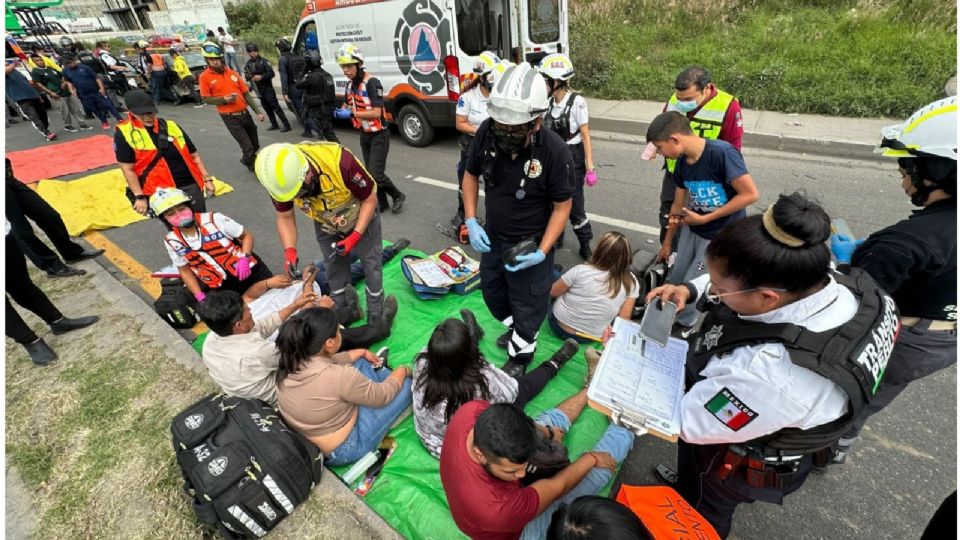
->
[549, 231, 639, 342]
[412, 309, 580, 458]
[275, 307, 412, 465]
[152, 187, 282, 304]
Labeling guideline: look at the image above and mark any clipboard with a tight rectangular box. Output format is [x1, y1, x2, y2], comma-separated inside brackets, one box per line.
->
[586, 317, 688, 443]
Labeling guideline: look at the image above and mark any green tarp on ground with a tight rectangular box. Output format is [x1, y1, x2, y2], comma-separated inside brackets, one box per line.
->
[191, 245, 616, 539]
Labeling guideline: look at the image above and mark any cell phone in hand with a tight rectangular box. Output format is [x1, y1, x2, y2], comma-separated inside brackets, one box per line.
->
[638, 299, 677, 348]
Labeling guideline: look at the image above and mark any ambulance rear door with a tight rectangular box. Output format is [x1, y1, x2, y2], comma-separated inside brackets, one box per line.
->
[519, 0, 567, 66]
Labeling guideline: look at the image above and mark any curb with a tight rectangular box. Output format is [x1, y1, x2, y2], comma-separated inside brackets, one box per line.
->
[588, 117, 883, 161]
[82, 258, 402, 539]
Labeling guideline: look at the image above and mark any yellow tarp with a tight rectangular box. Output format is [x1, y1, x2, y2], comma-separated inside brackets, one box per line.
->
[34, 168, 234, 236]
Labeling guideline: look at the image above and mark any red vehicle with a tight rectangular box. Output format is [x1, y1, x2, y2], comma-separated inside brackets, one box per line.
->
[147, 34, 183, 48]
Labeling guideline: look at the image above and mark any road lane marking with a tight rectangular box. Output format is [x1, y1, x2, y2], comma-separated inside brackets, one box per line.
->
[84, 231, 209, 335]
[410, 176, 661, 236]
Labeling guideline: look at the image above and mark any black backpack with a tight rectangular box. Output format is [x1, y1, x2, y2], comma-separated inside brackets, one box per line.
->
[171, 394, 324, 538]
[154, 277, 198, 329]
[630, 249, 666, 319]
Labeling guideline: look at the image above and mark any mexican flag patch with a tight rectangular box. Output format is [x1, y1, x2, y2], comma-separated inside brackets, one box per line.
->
[705, 388, 757, 431]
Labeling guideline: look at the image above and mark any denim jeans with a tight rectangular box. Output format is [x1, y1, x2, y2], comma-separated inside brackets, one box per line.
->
[519, 409, 635, 540]
[324, 359, 413, 466]
[547, 309, 594, 345]
[225, 52, 240, 72]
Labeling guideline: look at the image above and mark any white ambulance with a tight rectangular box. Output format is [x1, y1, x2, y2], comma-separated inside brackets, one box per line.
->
[292, 0, 569, 147]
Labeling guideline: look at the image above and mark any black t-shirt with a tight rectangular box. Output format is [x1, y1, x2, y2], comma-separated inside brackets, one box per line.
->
[114, 121, 199, 189]
[852, 198, 957, 320]
[465, 120, 574, 238]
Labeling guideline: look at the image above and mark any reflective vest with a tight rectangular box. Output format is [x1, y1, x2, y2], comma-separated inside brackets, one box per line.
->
[616, 485, 720, 540]
[116, 115, 204, 196]
[293, 142, 372, 234]
[665, 89, 735, 173]
[345, 71, 385, 132]
[165, 213, 258, 289]
[149, 53, 166, 71]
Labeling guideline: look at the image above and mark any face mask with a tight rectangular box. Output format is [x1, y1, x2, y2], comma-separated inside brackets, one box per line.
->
[168, 208, 195, 228]
[675, 99, 699, 113]
[492, 125, 531, 155]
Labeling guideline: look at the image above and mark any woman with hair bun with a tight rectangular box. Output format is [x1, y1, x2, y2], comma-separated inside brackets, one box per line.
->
[644, 192, 898, 538]
[274, 307, 412, 465]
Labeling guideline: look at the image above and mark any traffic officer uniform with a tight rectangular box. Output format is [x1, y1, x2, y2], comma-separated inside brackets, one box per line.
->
[658, 77, 742, 246]
[336, 44, 406, 213]
[256, 142, 386, 321]
[243, 43, 291, 132]
[832, 97, 957, 462]
[465, 116, 574, 375]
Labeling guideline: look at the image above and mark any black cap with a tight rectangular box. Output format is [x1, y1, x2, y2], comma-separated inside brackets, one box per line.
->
[246, 42, 258, 52]
[125, 90, 158, 115]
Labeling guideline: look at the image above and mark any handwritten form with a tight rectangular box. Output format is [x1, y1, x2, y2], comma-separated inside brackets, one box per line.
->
[587, 317, 688, 438]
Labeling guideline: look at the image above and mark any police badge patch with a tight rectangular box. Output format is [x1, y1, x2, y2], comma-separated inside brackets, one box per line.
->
[701, 325, 723, 350]
[524, 159, 543, 179]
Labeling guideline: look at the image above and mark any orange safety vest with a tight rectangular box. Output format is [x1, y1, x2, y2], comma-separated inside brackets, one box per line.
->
[345, 72, 385, 132]
[616, 484, 721, 540]
[165, 213, 259, 289]
[150, 53, 166, 71]
[116, 115, 204, 196]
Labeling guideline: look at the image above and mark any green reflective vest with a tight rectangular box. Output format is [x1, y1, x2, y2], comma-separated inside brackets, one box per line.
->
[665, 89, 735, 173]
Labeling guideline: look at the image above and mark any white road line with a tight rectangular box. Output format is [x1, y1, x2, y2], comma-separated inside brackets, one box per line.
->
[411, 176, 661, 236]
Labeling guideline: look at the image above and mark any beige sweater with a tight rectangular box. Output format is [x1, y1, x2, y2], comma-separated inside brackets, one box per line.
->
[277, 352, 402, 439]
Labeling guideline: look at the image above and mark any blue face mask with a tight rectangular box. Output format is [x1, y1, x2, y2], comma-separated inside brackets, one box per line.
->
[675, 99, 699, 113]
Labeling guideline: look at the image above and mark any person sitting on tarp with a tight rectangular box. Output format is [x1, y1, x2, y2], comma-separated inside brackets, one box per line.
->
[311, 238, 409, 295]
[152, 188, 277, 305]
[274, 307, 412, 466]
[197, 286, 398, 405]
[412, 312, 579, 458]
[439, 396, 634, 540]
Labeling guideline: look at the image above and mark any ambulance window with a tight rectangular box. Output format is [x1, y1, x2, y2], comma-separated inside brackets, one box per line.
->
[456, 0, 495, 56]
[294, 22, 319, 54]
[528, 0, 559, 43]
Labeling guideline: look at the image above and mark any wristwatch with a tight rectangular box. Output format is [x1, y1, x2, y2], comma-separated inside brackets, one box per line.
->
[134, 194, 148, 201]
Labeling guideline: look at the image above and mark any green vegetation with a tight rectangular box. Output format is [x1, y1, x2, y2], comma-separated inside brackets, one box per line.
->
[571, 0, 956, 117]
[225, 0, 304, 62]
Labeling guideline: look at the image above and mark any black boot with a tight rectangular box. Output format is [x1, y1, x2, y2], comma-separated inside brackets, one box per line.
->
[376, 295, 399, 337]
[545, 338, 578, 370]
[501, 358, 527, 378]
[50, 315, 99, 335]
[24, 338, 57, 365]
[46, 263, 86, 278]
[459, 309, 485, 344]
[496, 330, 511, 349]
[578, 239, 593, 260]
[338, 285, 363, 326]
[391, 192, 406, 214]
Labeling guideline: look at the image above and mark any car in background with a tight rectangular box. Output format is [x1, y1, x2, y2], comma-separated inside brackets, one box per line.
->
[147, 35, 183, 48]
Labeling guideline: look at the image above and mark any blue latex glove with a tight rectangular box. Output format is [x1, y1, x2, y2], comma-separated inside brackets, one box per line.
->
[334, 108, 352, 119]
[830, 234, 865, 264]
[464, 217, 490, 253]
[506, 249, 546, 272]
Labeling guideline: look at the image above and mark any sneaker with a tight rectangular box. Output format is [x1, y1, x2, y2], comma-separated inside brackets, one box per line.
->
[391, 192, 407, 214]
[78, 124, 93, 130]
[653, 464, 679, 486]
[377, 295, 398, 336]
[341, 285, 363, 325]
[193, 102, 205, 108]
[101, 121, 111, 130]
[584, 348, 602, 386]
[502, 358, 526, 378]
[45, 131, 57, 141]
[376, 347, 390, 370]
[389, 238, 411, 253]
[64, 125, 78, 133]
[546, 338, 579, 370]
[496, 329, 511, 349]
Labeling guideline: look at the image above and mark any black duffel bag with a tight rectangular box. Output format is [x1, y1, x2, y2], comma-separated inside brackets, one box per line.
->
[171, 394, 324, 538]
[154, 277, 198, 329]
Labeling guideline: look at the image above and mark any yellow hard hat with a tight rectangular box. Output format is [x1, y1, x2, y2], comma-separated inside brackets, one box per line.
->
[255, 143, 309, 202]
[149, 188, 191, 215]
[200, 41, 223, 59]
[336, 43, 363, 66]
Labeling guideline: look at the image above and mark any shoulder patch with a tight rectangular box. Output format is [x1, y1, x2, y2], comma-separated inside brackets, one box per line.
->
[704, 387, 757, 431]
[524, 159, 543, 179]
[350, 172, 367, 188]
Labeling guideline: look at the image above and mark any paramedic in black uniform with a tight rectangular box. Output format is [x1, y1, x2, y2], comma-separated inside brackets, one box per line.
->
[461, 62, 574, 378]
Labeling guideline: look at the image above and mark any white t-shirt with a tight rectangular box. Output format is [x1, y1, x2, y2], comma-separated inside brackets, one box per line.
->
[552, 264, 639, 338]
[221, 33, 236, 53]
[547, 92, 589, 145]
[163, 212, 244, 267]
[455, 88, 489, 129]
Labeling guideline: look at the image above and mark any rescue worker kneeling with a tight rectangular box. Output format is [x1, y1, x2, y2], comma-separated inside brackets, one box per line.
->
[646, 192, 898, 538]
[152, 188, 283, 304]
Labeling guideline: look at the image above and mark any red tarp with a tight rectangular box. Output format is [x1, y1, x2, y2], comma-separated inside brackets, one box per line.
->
[6, 134, 116, 184]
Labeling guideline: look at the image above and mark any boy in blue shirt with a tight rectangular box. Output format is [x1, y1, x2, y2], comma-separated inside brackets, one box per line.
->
[647, 111, 760, 328]
[61, 54, 122, 129]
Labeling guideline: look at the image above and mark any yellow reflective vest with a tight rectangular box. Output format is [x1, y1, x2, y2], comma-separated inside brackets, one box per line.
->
[293, 142, 375, 234]
[665, 89, 735, 173]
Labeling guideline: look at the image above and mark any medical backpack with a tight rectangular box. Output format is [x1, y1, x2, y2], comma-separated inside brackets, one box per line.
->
[170, 394, 324, 538]
[154, 278, 198, 329]
[630, 249, 667, 320]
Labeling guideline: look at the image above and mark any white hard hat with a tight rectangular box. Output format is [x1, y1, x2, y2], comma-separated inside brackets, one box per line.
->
[336, 43, 363, 65]
[488, 62, 550, 125]
[487, 60, 514, 87]
[254, 143, 310, 202]
[149, 188, 191, 215]
[538, 53, 574, 81]
[876, 96, 957, 160]
[473, 51, 500, 76]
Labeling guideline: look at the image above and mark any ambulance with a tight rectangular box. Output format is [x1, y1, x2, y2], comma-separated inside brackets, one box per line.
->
[292, 0, 569, 146]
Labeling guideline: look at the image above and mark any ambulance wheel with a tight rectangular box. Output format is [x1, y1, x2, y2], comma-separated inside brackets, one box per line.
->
[398, 104, 434, 147]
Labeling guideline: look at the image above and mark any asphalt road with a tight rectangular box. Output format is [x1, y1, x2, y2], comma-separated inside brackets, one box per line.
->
[6, 104, 955, 539]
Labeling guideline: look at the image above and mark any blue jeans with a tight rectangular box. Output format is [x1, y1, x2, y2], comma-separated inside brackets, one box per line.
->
[149, 70, 176, 104]
[519, 409, 635, 540]
[324, 359, 413, 466]
[225, 52, 240, 72]
[79, 93, 122, 123]
[547, 309, 594, 344]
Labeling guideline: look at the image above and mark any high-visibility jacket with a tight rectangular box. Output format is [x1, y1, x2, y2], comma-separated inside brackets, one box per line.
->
[172, 55, 191, 80]
[292, 142, 372, 234]
[615, 484, 720, 540]
[116, 115, 204, 196]
[165, 212, 259, 289]
[149, 53, 166, 71]
[345, 71, 385, 132]
[665, 89, 735, 173]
